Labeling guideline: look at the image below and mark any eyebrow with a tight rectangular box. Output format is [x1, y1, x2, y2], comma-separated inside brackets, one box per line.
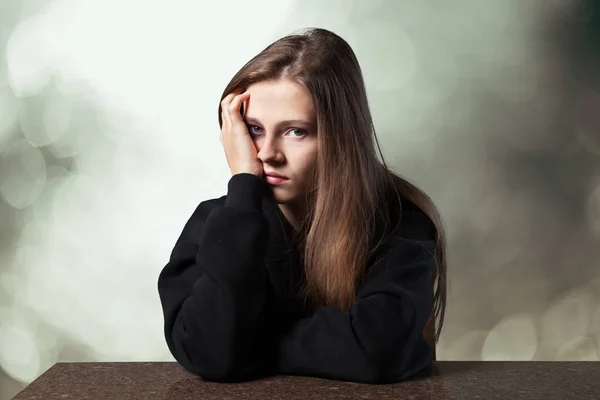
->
[244, 116, 315, 129]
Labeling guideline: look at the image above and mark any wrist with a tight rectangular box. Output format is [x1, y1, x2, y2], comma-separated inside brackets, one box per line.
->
[225, 173, 269, 210]
[231, 167, 263, 177]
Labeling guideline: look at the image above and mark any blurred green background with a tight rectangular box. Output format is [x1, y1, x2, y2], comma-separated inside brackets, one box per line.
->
[1, 0, 599, 398]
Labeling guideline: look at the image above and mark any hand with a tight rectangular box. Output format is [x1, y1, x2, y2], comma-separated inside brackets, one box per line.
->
[220, 90, 263, 177]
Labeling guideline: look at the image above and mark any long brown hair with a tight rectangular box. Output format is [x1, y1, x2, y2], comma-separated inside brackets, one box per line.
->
[217, 28, 447, 344]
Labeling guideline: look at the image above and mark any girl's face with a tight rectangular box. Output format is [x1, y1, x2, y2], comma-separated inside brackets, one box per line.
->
[243, 78, 318, 207]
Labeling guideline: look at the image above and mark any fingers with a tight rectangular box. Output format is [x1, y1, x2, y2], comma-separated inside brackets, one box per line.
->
[220, 92, 236, 128]
[220, 90, 249, 129]
[228, 92, 250, 124]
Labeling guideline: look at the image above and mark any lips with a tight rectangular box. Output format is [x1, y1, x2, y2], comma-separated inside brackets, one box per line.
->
[264, 171, 289, 185]
[264, 172, 287, 179]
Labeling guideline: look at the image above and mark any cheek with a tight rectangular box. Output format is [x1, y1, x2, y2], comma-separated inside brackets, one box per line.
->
[285, 142, 317, 179]
[295, 151, 317, 174]
[295, 155, 317, 190]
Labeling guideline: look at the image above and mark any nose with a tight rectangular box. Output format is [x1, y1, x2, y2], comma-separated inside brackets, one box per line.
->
[257, 136, 284, 164]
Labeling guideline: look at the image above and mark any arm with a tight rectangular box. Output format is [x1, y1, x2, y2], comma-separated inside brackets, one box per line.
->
[275, 212, 436, 383]
[157, 173, 272, 381]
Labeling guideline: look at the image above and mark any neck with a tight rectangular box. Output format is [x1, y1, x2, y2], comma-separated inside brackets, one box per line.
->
[279, 204, 302, 230]
[278, 202, 306, 233]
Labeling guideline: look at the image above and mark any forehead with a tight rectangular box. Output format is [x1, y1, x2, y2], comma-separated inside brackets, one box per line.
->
[245, 79, 315, 120]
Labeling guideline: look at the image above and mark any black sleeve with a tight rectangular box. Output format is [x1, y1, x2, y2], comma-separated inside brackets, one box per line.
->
[157, 173, 273, 382]
[275, 213, 436, 383]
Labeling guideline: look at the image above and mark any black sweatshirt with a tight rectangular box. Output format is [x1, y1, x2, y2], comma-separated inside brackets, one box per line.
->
[157, 173, 437, 384]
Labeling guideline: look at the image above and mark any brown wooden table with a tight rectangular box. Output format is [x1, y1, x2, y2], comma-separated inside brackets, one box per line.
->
[12, 361, 600, 399]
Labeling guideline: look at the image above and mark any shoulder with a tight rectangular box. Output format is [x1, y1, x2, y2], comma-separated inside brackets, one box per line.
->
[175, 195, 226, 245]
[380, 184, 437, 244]
[361, 192, 438, 288]
[396, 197, 437, 242]
[364, 189, 437, 267]
[185, 195, 227, 223]
[198, 195, 227, 215]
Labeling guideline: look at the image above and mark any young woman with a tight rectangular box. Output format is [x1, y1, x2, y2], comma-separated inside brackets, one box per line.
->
[157, 27, 447, 384]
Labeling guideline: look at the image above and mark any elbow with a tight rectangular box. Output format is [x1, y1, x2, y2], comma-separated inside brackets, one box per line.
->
[186, 360, 240, 382]
[166, 320, 241, 382]
[355, 360, 415, 384]
[353, 342, 421, 384]
[171, 337, 242, 382]
[361, 354, 394, 384]
[368, 340, 434, 384]
[170, 329, 264, 382]
[358, 365, 385, 384]
[332, 352, 386, 384]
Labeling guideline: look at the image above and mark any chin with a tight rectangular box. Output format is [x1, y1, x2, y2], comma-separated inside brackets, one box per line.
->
[271, 190, 297, 205]
[272, 194, 292, 205]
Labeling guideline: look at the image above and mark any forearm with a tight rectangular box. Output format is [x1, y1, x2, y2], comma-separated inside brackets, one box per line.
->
[158, 174, 274, 381]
